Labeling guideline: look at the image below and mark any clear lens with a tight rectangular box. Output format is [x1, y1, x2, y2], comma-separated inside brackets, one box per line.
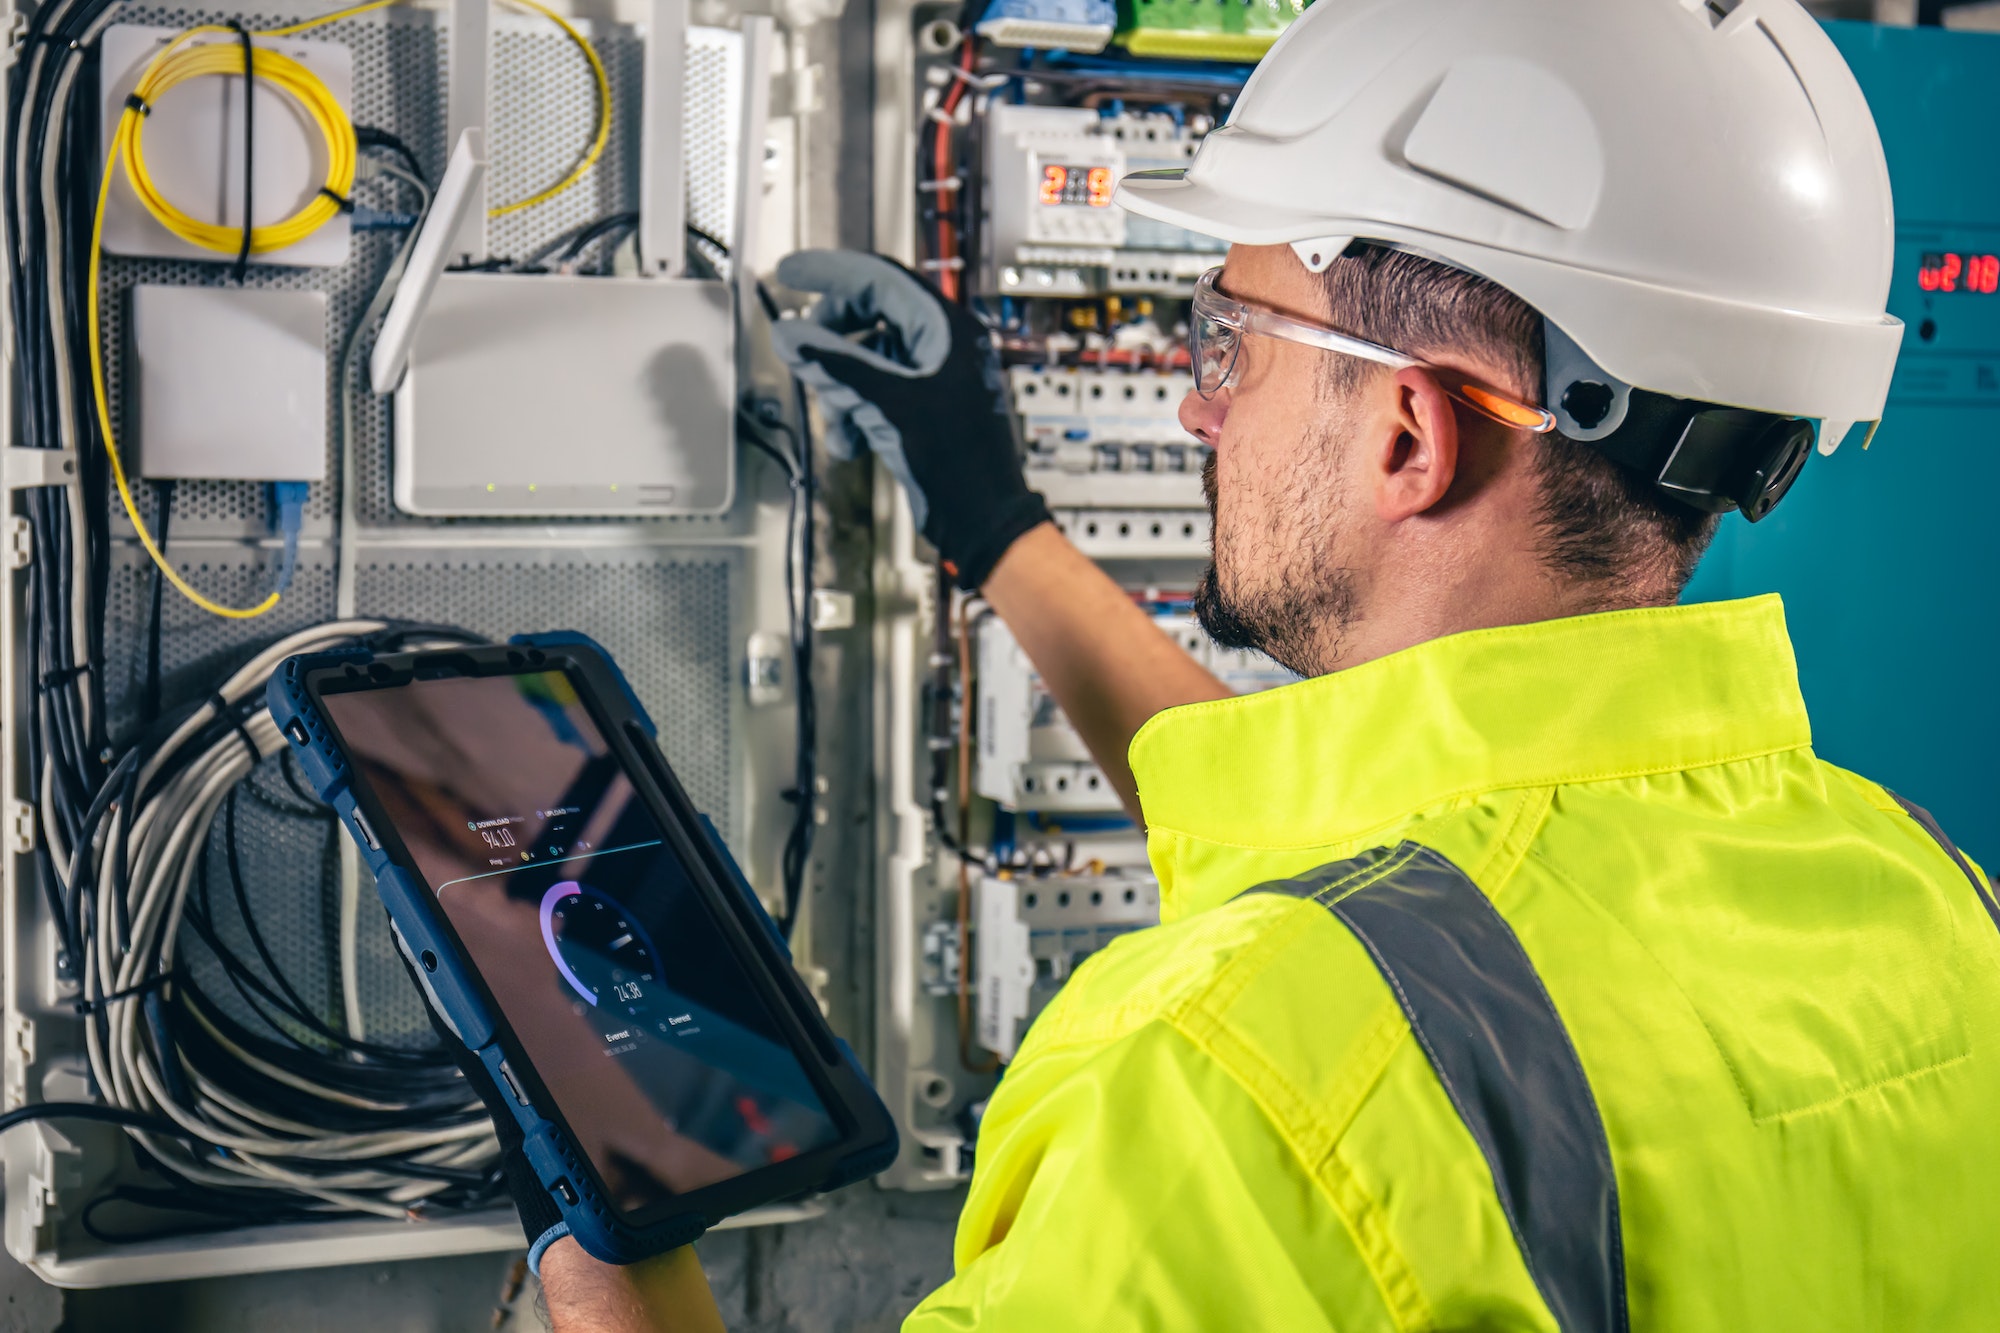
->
[1191, 311, 1239, 398]
[1189, 268, 1242, 398]
[1189, 291, 1241, 398]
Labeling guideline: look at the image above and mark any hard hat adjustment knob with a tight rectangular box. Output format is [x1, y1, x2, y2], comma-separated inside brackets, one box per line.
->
[1559, 380, 1615, 432]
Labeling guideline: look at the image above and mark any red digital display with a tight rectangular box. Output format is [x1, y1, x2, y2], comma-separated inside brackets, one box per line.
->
[1038, 163, 1116, 208]
[1919, 252, 2000, 294]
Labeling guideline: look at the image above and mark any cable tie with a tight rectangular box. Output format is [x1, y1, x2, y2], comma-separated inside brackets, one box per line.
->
[916, 176, 963, 194]
[38, 664, 91, 688]
[316, 186, 355, 214]
[918, 257, 966, 272]
[208, 692, 261, 766]
[943, 66, 1009, 92]
[122, 92, 152, 117]
[74, 971, 174, 1014]
[229, 21, 255, 282]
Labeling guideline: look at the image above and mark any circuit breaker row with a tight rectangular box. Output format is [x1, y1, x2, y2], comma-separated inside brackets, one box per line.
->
[975, 614, 1291, 814]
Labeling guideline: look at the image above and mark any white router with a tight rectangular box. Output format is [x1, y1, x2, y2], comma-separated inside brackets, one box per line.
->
[368, 0, 771, 518]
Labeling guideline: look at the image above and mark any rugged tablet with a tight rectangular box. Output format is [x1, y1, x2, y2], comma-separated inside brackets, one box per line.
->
[268, 632, 896, 1264]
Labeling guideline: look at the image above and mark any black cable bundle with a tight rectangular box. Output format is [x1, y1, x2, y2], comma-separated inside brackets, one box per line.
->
[9, 0, 127, 984]
[779, 377, 819, 932]
[737, 283, 819, 936]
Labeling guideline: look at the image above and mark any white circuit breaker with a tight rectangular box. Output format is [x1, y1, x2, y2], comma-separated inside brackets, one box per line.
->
[1012, 366, 1205, 505]
[976, 870, 1161, 1060]
[975, 614, 1293, 812]
[1011, 364, 1216, 557]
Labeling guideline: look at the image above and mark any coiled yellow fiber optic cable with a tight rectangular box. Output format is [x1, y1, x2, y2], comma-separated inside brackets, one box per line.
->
[88, 0, 613, 617]
[121, 37, 358, 257]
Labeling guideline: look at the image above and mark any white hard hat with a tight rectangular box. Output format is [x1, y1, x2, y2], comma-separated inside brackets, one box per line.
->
[1116, 0, 1903, 518]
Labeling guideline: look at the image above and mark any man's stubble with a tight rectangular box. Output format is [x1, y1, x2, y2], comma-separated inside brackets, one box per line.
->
[1192, 425, 1361, 679]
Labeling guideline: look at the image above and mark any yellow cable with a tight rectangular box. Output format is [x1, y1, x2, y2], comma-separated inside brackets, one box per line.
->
[487, 0, 612, 217]
[258, 0, 402, 38]
[261, 0, 612, 217]
[121, 35, 357, 257]
[88, 104, 279, 619]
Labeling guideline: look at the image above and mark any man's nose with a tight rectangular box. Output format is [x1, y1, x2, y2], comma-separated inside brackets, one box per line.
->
[1179, 384, 1226, 446]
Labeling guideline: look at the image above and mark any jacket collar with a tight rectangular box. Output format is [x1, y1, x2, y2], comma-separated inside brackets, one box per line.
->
[1129, 595, 1811, 907]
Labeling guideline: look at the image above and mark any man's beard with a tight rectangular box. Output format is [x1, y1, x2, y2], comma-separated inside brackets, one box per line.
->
[1192, 448, 1358, 678]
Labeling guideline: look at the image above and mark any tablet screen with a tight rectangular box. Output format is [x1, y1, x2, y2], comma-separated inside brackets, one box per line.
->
[319, 669, 841, 1216]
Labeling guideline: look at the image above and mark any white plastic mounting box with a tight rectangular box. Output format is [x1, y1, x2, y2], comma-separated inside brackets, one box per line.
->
[392, 274, 736, 516]
[98, 24, 354, 267]
[132, 286, 327, 480]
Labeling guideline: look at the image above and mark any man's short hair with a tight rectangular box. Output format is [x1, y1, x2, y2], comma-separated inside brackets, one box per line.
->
[1318, 243, 1720, 598]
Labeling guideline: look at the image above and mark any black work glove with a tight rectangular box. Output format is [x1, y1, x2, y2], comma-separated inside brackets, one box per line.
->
[771, 250, 1051, 591]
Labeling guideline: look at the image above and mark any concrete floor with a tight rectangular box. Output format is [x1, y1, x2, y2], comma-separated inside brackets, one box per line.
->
[6, 1185, 965, 1332]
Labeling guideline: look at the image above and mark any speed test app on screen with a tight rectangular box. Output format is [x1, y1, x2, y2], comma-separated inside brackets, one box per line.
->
[320, 670, 840, 1215]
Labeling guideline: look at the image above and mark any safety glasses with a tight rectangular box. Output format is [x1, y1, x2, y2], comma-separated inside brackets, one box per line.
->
[1190, 267, 1557, 433]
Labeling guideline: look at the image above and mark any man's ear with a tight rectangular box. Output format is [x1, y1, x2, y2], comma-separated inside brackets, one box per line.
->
[1368, 366, 1461, 522]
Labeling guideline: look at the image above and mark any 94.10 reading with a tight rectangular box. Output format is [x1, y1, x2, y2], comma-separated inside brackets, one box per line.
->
[479, 826, 517, 850]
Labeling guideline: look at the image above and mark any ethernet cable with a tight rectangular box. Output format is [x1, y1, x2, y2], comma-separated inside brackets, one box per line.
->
[271, 481, 310, 593]
[334, 150, 434, 1035]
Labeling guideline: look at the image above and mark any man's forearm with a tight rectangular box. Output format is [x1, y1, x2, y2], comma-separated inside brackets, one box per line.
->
[980, 522, 1232, 822]
[539, 1239, 726, 1333]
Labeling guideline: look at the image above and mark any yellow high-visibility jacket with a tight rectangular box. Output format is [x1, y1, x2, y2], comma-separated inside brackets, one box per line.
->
[906, 595, 2000, 1330]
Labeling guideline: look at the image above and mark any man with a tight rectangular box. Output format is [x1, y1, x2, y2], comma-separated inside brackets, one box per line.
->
[529, 0, 2000, 1326]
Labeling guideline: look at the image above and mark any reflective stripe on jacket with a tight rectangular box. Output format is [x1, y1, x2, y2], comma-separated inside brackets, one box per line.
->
[904, 595, 2000, 1330]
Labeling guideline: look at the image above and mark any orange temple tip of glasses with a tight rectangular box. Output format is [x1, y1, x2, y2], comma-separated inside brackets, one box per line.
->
[1458, 384, 1553, 431]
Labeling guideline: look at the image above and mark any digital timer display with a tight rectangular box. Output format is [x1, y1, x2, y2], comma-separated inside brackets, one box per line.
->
[1919, 252, 2000, 294]
[1039, 163, 1115, 208]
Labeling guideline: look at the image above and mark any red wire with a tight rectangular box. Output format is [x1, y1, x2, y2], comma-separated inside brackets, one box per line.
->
[931, 38, 976, 302]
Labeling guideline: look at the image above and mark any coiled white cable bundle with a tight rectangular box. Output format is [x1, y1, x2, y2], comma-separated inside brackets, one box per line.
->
[64, 620, 504, 1235]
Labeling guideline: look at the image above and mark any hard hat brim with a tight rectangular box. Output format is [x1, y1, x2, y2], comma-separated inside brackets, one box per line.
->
[1115, 169, 1335, 247]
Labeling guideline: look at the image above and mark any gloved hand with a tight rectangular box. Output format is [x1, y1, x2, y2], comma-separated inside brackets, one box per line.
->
[771, 250, 1051, 591]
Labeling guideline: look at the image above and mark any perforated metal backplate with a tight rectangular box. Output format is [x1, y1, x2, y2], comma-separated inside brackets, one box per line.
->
[351, 549, 739, 822]
[102, 546, 338, 736]
[684, 26, 742, 266]
[484, 18, 644, 264]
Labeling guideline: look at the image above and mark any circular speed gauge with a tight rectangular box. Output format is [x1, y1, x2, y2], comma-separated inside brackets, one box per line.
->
[538, 881, 660, 1013]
